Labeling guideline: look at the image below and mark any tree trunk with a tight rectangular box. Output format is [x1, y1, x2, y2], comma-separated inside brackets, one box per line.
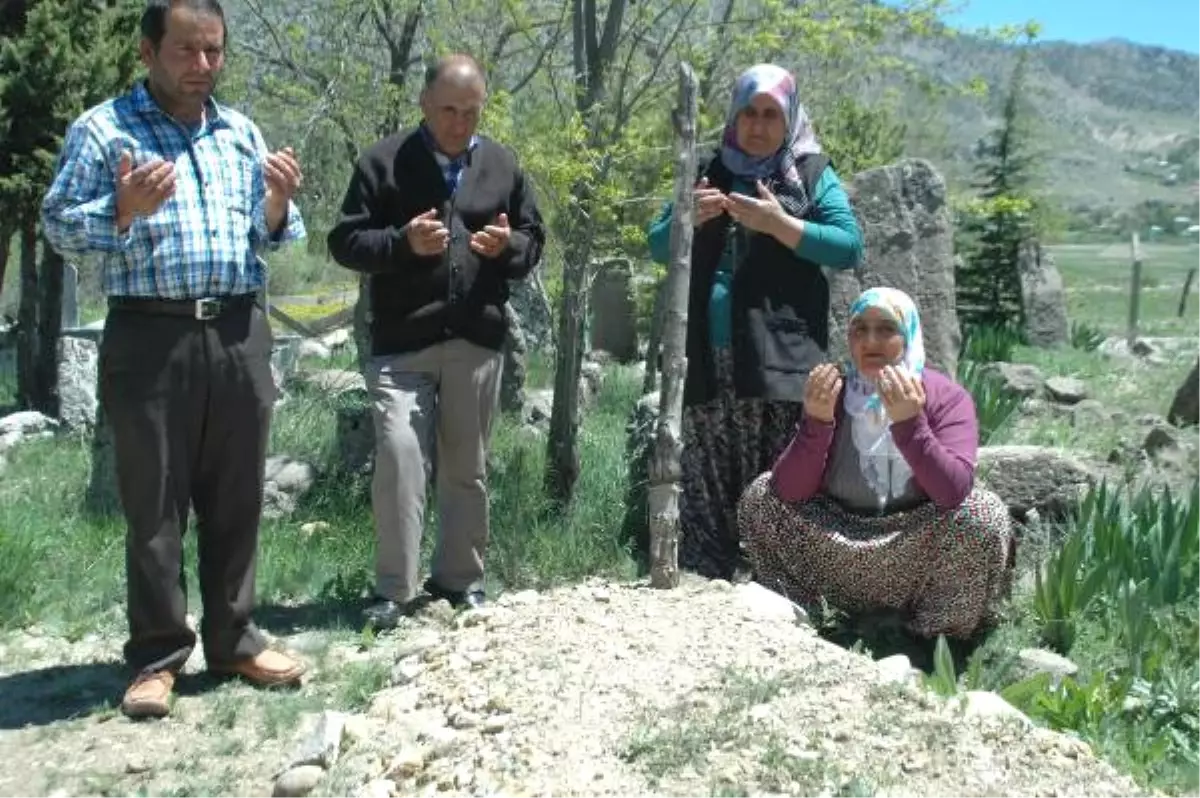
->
[642, 274, 667, 394]
[0, 222, 13, 305]
[646, 63, 698, 589]
[16, 221, 64, 415]
[545, 192, 594, 504]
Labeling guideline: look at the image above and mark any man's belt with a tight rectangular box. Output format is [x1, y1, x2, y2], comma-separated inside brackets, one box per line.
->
[108, 293, 258, 321]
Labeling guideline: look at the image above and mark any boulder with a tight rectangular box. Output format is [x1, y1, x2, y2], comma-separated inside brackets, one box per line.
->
[1044, 376, 1088, 405]
[830, 159, 961, 376]
[1018, 241, 1070, 348]
[500, 302, 528, 415]
[976, 445, 1098, 521]
[1167, 359, 1198, 427]
[980, 362, 1044, 398]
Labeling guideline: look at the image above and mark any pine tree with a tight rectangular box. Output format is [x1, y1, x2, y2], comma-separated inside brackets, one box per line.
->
[0, 0, 141, 411]
[955, 44, 1038, 336]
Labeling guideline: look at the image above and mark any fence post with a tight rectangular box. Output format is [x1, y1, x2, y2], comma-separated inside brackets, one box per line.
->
[1179, 268, 1196, 319]
[1127, 232, 1142, 348]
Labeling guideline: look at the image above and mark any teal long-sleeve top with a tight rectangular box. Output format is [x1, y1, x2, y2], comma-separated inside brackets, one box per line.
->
[647, 165, 862, 348]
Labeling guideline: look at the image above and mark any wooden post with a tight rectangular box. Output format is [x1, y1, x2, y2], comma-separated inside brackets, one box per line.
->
[1127, 232, 1142, 348]
[1179, 268, 1196, 318]
[646, 63, 698, 590]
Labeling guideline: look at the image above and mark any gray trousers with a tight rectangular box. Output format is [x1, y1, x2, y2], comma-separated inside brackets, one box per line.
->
[366, 339, 503, 602]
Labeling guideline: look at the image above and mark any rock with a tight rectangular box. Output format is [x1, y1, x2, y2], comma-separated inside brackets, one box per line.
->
[1018, 241, 1070, 348]
[500, 302, 528, 415]
[1143, 425, 1185, 467]
[395, 631, 443, 661]
[1044, 377, 1088, 405]
[1017, 649, 1078, 685]
[273, 765, 325, 797]
[289, 710, 346, 769]
[481, 715, 509, 734]
[830, 159, 961, 376]
[0, 410, 57, 439]
[1167, 360, 1199, 427]
[299, 521, 330, 536]
[56, 335, 98, 431]
[368, 687, 420, 720]
[525, 388, 554, 427]
[125, 757, 151, 774]
[733, 582, 809, 625]
[509, 271, 554, 353]
[385, 748, 429, 780]
[1070, 400, 1111, 428]
[980, 363, 1044, 398]
[1098, 336, 1162, 361]
[876, 654, 920, 686]
[263, 456, 317, 519]
[321, 328, 353, 351]
[962, 691, 1032, 727]
[266, 456, 317, 493]
[298, 340, 332, 360]
[589, 258, 639, 363]
[343, 714, 372, 746]
[357, 779, 395, 798]
[336, 398, 375, 476]
[391, 660, 426, 686]
[580, 359, 604, 405]
[294, 368, 366, 397]
[976, 445, 1098, 521]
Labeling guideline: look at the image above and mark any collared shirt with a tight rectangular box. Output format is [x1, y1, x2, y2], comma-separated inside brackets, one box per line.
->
[419, 122, 478, 196]
[41, 81, 305, 299]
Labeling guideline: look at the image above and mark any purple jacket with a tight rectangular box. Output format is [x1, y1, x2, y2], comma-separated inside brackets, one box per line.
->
[770, 367, 979, 510]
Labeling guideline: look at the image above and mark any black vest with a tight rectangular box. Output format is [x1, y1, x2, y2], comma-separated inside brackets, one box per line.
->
[683, 150, 833, 408]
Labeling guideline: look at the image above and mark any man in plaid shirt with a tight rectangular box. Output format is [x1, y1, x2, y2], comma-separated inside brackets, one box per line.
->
[41, 0, 307, 719]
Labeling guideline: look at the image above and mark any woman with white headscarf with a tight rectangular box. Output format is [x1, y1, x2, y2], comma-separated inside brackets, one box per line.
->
[646, 63, 863, 580]
[737, 287, 1013, 639]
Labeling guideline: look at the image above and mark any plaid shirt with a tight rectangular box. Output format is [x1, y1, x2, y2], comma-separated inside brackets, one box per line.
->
[419, 123, 478, 195]
[41, 81, 305, 299]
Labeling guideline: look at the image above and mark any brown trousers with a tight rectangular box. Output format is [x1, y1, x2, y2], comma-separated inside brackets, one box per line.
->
[98, 299, 274, 673]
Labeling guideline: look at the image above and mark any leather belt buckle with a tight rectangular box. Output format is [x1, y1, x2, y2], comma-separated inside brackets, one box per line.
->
[194, 298, 222, 320]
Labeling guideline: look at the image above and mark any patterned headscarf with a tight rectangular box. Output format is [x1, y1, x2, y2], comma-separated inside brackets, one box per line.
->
[841, 287, 926, 508]
[719, 63, 822, 187]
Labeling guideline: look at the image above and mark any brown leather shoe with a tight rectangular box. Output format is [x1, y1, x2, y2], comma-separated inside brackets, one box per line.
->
[212, 649, 306, 687]
[121, 670, 174, 719]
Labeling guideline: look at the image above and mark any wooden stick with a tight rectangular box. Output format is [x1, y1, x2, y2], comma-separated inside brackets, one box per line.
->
[1127, 232, 1142, 347]
[647, 62, 698, 590]
[1179, 268, 1196, 319]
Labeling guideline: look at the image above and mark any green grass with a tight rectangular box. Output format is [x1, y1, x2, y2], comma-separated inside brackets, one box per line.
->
[1048, 243, 1199, 338]
[0, 358, 641, 634]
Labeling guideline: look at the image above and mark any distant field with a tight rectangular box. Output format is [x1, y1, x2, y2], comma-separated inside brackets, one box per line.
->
[1047, 243, 1200, 339]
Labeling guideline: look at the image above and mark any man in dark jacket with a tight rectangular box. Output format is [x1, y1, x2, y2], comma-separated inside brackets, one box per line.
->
[328, 54, 545, 626]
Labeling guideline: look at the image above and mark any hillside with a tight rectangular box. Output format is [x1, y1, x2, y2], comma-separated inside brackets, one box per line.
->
[900, 34, 1199, 212]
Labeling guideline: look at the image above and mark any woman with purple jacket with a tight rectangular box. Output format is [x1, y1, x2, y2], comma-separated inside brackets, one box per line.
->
[737, 287, 1013, 639]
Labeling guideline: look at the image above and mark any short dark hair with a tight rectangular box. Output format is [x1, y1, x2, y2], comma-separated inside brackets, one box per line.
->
[141, 0, 227, 49]
[423, 53, 485, 91]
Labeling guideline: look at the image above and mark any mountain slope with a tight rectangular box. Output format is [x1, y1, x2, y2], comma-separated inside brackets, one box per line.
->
[899, 35, 1199, 211]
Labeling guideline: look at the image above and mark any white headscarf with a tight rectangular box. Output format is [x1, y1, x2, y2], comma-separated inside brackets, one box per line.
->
[841, 287, 926, 509]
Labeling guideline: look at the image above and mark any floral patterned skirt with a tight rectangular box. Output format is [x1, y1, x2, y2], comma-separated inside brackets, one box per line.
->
[737, 472, 1014, 639]
[679, 348, 803, 579]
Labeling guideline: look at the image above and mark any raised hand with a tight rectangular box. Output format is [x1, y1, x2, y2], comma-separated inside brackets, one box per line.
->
[878, 365, 926, 423]
[725, 180, 784, 235]
[470, 212, 511, 258]
[803, 363, 843, 424]
[115, 150, 175, 229]
[406, 208, 449, 256]
[265, 146, 302, 203]
[693, 177, 726, 227]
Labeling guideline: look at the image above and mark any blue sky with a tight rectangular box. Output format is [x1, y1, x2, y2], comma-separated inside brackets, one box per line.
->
[935, 0, 1200, 53]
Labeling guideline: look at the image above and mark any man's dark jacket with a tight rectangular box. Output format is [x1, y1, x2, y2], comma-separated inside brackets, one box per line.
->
[327, 128, 545, 356]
